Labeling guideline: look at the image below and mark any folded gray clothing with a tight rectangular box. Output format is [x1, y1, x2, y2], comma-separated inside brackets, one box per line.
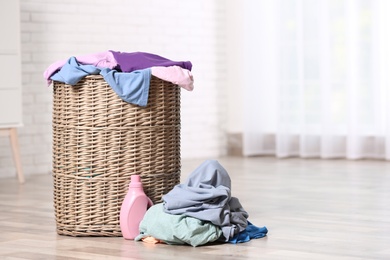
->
[162, 159, 249, 241]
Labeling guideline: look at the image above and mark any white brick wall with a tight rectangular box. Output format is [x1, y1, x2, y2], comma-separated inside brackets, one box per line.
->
[0, 0, 228, 178]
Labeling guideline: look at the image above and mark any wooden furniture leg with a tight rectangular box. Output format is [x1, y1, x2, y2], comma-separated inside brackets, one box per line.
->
[0, 128, 25, 183]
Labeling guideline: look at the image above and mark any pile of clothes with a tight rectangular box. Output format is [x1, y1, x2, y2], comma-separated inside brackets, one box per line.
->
[135, 160, 268, 247]
[44, 51, 194, 107]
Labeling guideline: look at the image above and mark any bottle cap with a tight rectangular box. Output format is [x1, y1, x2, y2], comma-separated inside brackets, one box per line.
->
[129, 174, 142, 188]
[131, 175, 141, 182]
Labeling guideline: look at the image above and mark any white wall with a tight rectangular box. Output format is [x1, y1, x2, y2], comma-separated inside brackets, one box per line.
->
[226, 0, 244, 134]
[0, 0, 232, 178]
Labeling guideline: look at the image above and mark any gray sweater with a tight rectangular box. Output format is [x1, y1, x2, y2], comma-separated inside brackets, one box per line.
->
[162, 159, 249, 241]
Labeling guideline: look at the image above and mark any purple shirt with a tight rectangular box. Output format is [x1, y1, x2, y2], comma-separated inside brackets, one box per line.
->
[110, 51, 192, 72]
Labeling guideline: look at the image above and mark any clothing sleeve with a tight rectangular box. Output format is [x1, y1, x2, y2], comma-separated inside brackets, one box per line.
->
[49, 57, 101, 85]
[100, 68, 152, 107]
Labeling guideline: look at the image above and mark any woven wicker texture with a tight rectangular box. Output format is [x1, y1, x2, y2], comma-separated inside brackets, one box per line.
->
[52, 75, 181, 236]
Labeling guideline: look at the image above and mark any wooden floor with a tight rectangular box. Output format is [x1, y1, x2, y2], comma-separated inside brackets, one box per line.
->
[1, 156, 390, 259]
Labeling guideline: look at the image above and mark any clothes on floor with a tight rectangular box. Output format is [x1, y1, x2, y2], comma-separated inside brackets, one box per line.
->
[135, 203, 222, 247]
[228, 222, 268, 244]
[136, 160, 268, 246]
[141, 236, 165, 245]
[162, 159, 249, 242]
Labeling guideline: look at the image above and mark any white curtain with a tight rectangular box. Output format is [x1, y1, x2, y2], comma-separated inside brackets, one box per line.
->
[243, 0, 390, 160]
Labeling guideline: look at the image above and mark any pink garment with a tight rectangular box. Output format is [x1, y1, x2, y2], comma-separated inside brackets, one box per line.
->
[141, 236, 165, 244]
[43, 51, 117, 84]
[151, 66, 194, 91]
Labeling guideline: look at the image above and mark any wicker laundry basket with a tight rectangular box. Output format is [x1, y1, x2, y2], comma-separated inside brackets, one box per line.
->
[52, 75, 181, 236]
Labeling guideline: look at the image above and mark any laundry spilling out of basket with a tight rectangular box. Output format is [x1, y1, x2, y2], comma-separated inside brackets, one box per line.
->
[44, 51, 267, 245]
[44, 50, 194, 106]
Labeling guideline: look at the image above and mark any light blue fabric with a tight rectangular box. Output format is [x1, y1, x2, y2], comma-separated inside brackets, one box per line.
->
[50, 57, 151, 107]
[228, 221, 268, 244]
[162, 160, 249, 242]
[100, 68, 150, 107]
[135, 203, 222, 247]
[50, 56, 100, 85]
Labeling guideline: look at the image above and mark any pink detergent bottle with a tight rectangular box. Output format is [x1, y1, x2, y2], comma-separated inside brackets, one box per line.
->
[120, 174, 153, 239]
